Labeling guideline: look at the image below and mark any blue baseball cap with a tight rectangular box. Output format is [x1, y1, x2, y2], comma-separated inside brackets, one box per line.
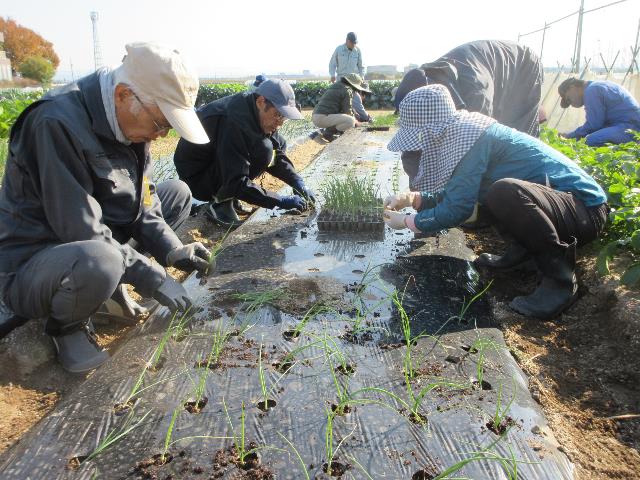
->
[255, 79, 303, 120]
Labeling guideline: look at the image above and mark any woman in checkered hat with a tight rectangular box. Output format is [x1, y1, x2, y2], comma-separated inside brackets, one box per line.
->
[383, 85, 608, 321]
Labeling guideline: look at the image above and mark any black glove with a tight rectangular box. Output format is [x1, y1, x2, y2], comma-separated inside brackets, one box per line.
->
[166, 242, 211, 275]
[278, 194, 307, 211]
[291, 181, 317, 205]
[152, 276, 193, 313]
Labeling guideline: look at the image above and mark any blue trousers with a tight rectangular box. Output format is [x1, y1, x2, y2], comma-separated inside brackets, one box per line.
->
[585, 125, 637, 147]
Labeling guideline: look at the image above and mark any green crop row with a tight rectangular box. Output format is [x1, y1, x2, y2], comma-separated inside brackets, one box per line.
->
[541, 126, 640, 285]
[196, 80, 401, 109]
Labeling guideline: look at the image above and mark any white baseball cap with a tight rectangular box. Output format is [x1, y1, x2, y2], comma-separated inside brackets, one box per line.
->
[121, 42, 209, 144]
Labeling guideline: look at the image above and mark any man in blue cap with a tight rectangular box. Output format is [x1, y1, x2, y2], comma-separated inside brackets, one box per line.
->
[173, 79, 316, 228]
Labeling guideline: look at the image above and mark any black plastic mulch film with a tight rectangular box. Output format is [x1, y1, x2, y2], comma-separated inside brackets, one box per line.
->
[0, 130, 572, 479]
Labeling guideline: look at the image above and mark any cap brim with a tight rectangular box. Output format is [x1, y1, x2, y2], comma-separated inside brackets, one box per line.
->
[387, 126, 424, 152]
[157, 101, 210, 144]
[344, 79, 371, 93]
[277, 104, 304, 120]
[560, 97, 570, 108]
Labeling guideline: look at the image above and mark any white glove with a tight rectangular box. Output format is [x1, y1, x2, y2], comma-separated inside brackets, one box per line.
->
[383, 191, 419, 211]
[383, 210, 410, 230]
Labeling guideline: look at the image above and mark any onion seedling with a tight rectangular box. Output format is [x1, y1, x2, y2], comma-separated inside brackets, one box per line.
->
[161, 406, 180, 463]
[84, 408, 152, 463]
[277, 432, 310, 480]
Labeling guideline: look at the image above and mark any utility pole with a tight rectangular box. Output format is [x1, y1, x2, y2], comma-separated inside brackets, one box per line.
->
[573, 0, 585, 73]
[90, 11, 103, 71]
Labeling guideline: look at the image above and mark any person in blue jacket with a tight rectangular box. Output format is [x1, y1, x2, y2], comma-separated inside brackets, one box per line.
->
[383, 85, 608, 320]
[558, 78, 640, 146]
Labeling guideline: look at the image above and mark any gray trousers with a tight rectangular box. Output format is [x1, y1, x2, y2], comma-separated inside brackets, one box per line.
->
[4, 180, 191, 334]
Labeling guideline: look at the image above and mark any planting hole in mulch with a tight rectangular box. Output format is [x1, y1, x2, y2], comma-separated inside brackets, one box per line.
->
[314, 252, 325, 257]
[237, 443, 262, 470]
[352, 269, 364, 274]
[486, 416, 517, 435]
[412, 469, 437, 480]
[472, 380, 492, 391]
[148, 356, 166, 372]
[323, 460, 351, 477]
[113, 398, 137, 416]
[354, 254, 365, 258]
[336, 363, 355, 375]
[282, 329, 300, 341]
[134, 452, 174, 475]
[184, 397, 208, 414]
[273, 360, 293, 373]
[67, 455, 87, 470]
[331, 403, 352, 416]
[194, 359, 221, 369]
[409, 411, 428, 425]
[256, 399, 277, 412]
[461, 344, 479, 354]
[445, 355, 462, 364]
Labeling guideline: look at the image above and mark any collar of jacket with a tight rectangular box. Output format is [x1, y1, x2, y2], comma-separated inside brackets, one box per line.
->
[235, 92, 269, 139]
[76, 73, 123, 143]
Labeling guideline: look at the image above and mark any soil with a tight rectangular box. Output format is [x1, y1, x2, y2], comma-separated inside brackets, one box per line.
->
[466, 227, 640, 479]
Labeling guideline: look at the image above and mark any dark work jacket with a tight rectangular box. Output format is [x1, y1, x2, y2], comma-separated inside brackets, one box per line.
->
[0, 73, 179, 297]
[313, 82, 354, 116]
[395, 40, 543, 136]
[173, 93, 302, 208]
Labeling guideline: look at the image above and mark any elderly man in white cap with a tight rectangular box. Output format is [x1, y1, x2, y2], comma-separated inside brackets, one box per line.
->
[0, 42, 211, 373]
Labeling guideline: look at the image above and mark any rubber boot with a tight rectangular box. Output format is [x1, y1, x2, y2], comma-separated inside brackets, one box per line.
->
[205, 200, 244, 229]
[475, 243, 531, 270]
[509, 238, 578, 319]
[50, 319, 109, 373]
[233, 199, 253, 215]
[322, 126, 339, 141]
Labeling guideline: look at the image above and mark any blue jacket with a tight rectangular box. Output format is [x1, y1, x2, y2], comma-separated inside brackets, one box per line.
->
[566, 81, 640, 139]
[413, 123, 607, 234]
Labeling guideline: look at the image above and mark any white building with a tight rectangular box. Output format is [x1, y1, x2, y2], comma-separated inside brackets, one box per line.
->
[367, 65, 398, 76]
[0, 33, 12, 81]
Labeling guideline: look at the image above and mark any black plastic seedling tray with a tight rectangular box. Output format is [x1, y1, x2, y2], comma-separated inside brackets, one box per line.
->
[317, 210, 384, 232]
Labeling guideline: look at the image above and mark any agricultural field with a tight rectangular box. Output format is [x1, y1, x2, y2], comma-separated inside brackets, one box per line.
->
[0, 83, 638, 479]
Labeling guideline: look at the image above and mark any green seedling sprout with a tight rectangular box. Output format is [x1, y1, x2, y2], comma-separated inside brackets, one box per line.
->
[161, 406, 180, 463]
[172, 306, 196, 342]
[490, 381, 517, 436]
[277, 432, 310, 480]
[457, 280, 493, 326]
[205, 226, 233, 277]
[257, 340, 269, 409]
[323, 406, 357, 476]
[84, 408, 152, 463]
[292, 303, 329, 337]
[324, 340, 351, 414]
[470, 336, 503, 388]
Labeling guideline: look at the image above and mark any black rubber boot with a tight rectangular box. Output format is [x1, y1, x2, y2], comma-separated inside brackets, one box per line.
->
[50, 319, 109, 373]
[322, 126, 339, 141]
[233, 199, 253, 215]
[509, 238, 578, 319]
[475, 243, 532, 270]
[205, 200, 244, 229]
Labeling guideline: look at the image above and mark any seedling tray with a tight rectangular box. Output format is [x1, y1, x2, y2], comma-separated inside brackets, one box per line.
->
[317, 209, 384, 232]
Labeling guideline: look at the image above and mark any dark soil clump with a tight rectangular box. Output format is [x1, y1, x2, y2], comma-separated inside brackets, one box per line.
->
[486, 416, 517, 435]
[322, 460, 351, 477]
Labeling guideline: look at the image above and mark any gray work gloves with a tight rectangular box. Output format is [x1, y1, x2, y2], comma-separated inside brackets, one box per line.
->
[166, 242, 211, 275]
[152, 276, 193, 313]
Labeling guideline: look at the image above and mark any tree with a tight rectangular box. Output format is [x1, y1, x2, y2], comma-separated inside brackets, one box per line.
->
[20, 56, 54, 84]
[0, 17, 59, 75]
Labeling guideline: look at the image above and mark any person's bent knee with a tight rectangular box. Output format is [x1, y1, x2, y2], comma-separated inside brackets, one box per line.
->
[485, 179, 523, 214]
[72, 241, 125, 291]
[338, 118, 356, 132]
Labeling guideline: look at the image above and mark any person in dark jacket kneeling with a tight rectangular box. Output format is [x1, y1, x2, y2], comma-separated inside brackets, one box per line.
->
[383, 85, 608, 319]
[0, 43, 213, 372]
[173, 79, 316, 228]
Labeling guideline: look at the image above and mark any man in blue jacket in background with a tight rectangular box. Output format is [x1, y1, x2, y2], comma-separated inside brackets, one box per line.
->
[558, 77, 640, 146]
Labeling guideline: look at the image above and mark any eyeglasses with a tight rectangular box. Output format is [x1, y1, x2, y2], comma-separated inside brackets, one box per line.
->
[131, 91, 171, 134]
[273, 109, 286, 122]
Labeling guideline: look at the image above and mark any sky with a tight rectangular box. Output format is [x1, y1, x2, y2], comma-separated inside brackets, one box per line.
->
[2, 0, 639, 82]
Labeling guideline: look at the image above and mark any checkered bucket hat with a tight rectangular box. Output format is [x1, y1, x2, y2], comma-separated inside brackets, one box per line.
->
[387, 85, 496, 192]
